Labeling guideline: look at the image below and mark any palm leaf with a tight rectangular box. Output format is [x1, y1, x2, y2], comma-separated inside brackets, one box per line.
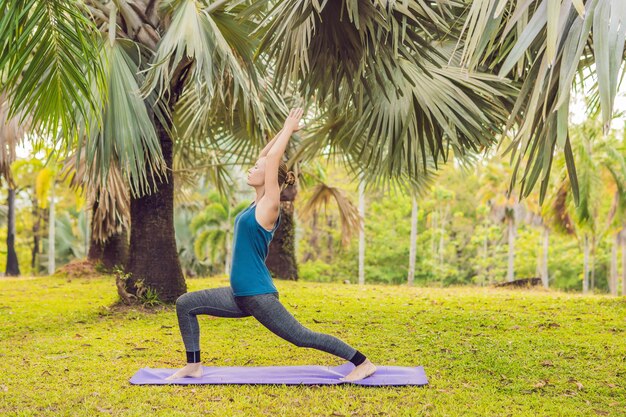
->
[0, 0, 106, 139]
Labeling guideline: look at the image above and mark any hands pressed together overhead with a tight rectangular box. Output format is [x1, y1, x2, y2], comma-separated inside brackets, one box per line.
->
[284, 107, 304, 132]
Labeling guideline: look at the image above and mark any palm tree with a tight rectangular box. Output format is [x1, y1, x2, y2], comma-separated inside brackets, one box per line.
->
[4, 0, 626, 301]
[189, 190, 243, 276]
[476, 154, 523, 283]
[295, 175, 362, 281]
[551, 118, 626, 293]
[259, 1, 514, 195]
[0, 93, 32, 276]
[1, 1, 285, 301]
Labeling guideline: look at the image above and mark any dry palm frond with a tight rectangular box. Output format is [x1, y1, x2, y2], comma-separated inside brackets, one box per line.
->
[0, 92, 32, 187]
[298, 183, 361, 247]
[59, 147, 130, 243]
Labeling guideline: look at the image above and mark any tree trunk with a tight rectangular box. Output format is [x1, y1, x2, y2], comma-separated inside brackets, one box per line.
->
[439, 204, 448, 267]
[583, 233, 589, 294]
[358, 175, 365, 285]
[302, 207, 318, 262]
[125, 119, 186, 303]
[48, 180, 55, 275]
[621, 228, 626, 296]
[266, 184, 298, 281]
[224, 217, 231, 277]
[431, 209, 437, 262]
[31, 197, 41, 274]
[407, 196, 418, 286]
[590, 234, 596, 292]
[87, 197, 129, 270]
[507, 215, 515, 282]
[541, 227, 550, 288]
[325, 214, 333, 263]
[89, 231, 129, 271]
[5, 188, 20, 276]
[483, 217, 489, 286]
[610, 232, 618, 296]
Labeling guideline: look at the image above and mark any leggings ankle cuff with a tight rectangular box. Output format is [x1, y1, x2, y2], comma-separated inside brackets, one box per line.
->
[186, 350, 201, 363]
[349, 350, 366, 366]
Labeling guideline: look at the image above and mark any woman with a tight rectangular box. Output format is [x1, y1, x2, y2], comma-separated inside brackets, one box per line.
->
[166, 108, 377, 382]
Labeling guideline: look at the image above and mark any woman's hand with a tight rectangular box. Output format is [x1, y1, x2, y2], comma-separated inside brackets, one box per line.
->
[283, 107, 304, 132]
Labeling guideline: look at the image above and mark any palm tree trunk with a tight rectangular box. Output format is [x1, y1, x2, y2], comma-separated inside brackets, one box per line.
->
[431, 209, 437, 261]
[610, 233, 618, 296]
[31, 197, 41, 274]
[126, 119, 186, 302]
[302, 207, 318, 262]
[48, 180, 55, 275]
[326, 214, 333, 262]
[358, 176, 365, 285]
[483, 217, 489, 286]
[89, 231, 129, 271]
[541, 226, 549, 288]
[621, 228, 626, 296]
[224, 221, 231, 277]
[591, 234, 596, 292]
[88, 197, 129, 270]
[439, 205, 448, 267]
[407, 196, 418, 286]
[5, 188, 20, 276]
[583, 233, 589, 294]
[507, 216, 515, 282]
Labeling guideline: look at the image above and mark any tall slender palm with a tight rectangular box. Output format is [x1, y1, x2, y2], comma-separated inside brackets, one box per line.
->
[551, 118, 626, 293]
[0, 92, 32, 276]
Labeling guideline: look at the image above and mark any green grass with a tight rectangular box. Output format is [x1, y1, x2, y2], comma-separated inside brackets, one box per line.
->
[0, 274, 625, 416]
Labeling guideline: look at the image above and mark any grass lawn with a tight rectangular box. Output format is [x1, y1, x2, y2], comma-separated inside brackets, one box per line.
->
[0, 273, 624, 416]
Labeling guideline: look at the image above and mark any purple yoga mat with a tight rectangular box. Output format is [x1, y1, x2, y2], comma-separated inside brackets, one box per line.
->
[129, 362, 428, 386]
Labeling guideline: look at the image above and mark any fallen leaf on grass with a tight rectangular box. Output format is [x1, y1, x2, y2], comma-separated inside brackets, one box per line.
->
[541, 360, 554, 367]
[568, 378, 584, 390]
[593, 410, 609, 416]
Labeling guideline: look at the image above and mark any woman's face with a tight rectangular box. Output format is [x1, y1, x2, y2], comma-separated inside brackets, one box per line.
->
[246, 157, 266, 185]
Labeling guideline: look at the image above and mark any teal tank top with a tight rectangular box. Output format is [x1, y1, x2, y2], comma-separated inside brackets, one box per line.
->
[229, 201, 282, 296]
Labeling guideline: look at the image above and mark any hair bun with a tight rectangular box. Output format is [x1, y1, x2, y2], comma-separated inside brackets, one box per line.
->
[286, 171, 296, 186]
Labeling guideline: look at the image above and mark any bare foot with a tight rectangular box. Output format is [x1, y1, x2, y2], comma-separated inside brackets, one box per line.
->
[165, 363, 203, 381]
[340, 359, 377, 382]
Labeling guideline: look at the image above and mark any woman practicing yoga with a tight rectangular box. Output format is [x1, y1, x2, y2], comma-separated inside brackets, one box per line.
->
[166, 107, 377, 382]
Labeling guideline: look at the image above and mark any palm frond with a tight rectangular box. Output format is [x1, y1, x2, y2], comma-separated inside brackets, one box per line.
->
[75, 39, 168, 199]
[457, 0, 626, 205]
[0, 92, 32, 186]
[0, 0, 106, 139]
[252, 0, 453, 108]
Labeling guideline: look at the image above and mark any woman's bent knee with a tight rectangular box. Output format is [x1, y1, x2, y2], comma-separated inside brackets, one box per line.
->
[175, 292, 193, 310]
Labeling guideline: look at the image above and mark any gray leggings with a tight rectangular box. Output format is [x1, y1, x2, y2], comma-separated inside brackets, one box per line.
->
[174, 286, 360, 364]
